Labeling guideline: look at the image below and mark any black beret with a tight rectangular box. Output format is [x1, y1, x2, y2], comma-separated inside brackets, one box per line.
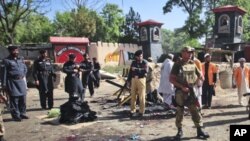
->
[68, 53, 76, 59]
[134, 50, 143, 57]
[8, 45, 18, 51]
[39, 49, 46, 54]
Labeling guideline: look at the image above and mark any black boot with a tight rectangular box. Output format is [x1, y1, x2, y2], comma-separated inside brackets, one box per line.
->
[174, 128, 183, 140]
[197, 127, 210, 138]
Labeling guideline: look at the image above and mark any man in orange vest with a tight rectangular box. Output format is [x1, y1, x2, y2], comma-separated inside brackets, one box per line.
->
[233, 58, 250, 106]
[202, 53, 217, 109]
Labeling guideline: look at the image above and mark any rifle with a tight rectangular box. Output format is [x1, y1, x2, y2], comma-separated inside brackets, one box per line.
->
[184, 86, 200, 108]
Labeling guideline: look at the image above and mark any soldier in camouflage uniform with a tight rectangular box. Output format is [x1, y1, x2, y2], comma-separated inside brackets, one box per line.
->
[170, 46, 209, 140]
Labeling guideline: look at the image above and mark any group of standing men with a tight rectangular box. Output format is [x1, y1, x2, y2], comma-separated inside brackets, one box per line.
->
[158, 47, 218, 110]
[62, 53, 101, 102]
[0, 45, 101, 123]
[130, 47, 214, 139]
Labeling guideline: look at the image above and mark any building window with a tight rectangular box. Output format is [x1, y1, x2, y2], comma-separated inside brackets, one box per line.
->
[218, 14, 230, 33]
[152, 27, 160, 41]
[140, 27, 148, 41]
[237, 16, 243, 34]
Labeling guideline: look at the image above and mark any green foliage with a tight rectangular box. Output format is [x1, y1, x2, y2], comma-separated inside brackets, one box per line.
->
[184, 38, 201, 49]
[0, 0, 50, 45]
[53, 7, 97, 37]
[53, 12, 72, 36]
[163, 0, 207, 39]
[100, 3, 124, 42]
[90, 11, 106, 42]
[16, 13, 54, 44]
[102, 65, 123, 74]
[161, 28, 201, 52]
[161, 29, 174, 52]
[163, 0, 250, 41]
[119, 7, 141, 43]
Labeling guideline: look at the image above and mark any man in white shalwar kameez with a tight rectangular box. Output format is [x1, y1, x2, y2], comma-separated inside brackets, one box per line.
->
[233, 58, 250, 106]
[158, 54, 174, 108]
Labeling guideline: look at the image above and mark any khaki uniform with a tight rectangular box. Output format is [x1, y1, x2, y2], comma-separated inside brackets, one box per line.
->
[0, 107, 5, 137]
[128, 59, 148, 114]
[131, 77, 146, 114]
[171, 60, 202, 128]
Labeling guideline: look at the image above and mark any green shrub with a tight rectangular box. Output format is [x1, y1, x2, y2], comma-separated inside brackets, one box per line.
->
[102, 65, 124, 74]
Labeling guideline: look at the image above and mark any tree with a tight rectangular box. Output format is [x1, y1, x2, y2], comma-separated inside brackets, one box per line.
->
[15, 13, 54, 44]
[161, 28, 174, 52]
[90, 12, 106, 42]
[0, 0, 50, 45]
[163, 0, 250, 41]
[100, 3, 124, 42]
[161, 28, 201, 52]
[163, 0, 207, 39]
[120, 7, 141, 43]
[70, 7, 97, 37]
[53, 7, 97, 38]
[68, 0, 104, 10]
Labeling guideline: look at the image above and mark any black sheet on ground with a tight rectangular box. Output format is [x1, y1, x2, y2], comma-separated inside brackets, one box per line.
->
[59, 100, 97, 124]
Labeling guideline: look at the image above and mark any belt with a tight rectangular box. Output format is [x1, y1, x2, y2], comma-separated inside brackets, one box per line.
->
[11, 76, 24, 80]
[71, 74, 79, 77]
[38, 71, 49, 74]
[132, 76, 145, 79]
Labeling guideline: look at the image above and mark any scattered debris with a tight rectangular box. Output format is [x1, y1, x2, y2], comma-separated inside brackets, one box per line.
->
[130, 134, 140, 140]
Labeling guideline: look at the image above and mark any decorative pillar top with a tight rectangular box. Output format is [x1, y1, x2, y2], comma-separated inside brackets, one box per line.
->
[212, 5, 246, 15]
[136, 19, 163, 27]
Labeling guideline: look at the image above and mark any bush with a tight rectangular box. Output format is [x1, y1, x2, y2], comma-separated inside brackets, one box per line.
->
[102, 65, 124, 74]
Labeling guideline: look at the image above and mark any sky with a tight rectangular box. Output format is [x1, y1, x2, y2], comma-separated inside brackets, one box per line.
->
[45, 0, 188, 31]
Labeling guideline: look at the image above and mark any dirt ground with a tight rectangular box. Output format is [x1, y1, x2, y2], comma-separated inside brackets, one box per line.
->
[2, 80, 250, 141]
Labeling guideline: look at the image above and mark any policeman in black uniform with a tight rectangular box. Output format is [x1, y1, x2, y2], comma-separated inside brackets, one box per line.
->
[1, 45, 29, 121]
[92, 57, 101, 88]
[80, 54, 95, 97]
[33, 50, 56, 109]
[63, 53, 85, 101]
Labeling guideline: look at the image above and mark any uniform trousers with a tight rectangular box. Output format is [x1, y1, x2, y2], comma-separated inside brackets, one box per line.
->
[9, 95, 26, 119]
[175, 90, 202, 128]
[130, 77, 146, 114]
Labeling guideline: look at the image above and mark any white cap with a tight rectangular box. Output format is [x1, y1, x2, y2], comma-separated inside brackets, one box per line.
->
[204, 53, 210, 58]
[168, 53, 174, 60]
[238, 58, 246, 62]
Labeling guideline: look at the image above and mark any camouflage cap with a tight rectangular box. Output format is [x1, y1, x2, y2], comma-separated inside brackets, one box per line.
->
[181, 46, 194, 52]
